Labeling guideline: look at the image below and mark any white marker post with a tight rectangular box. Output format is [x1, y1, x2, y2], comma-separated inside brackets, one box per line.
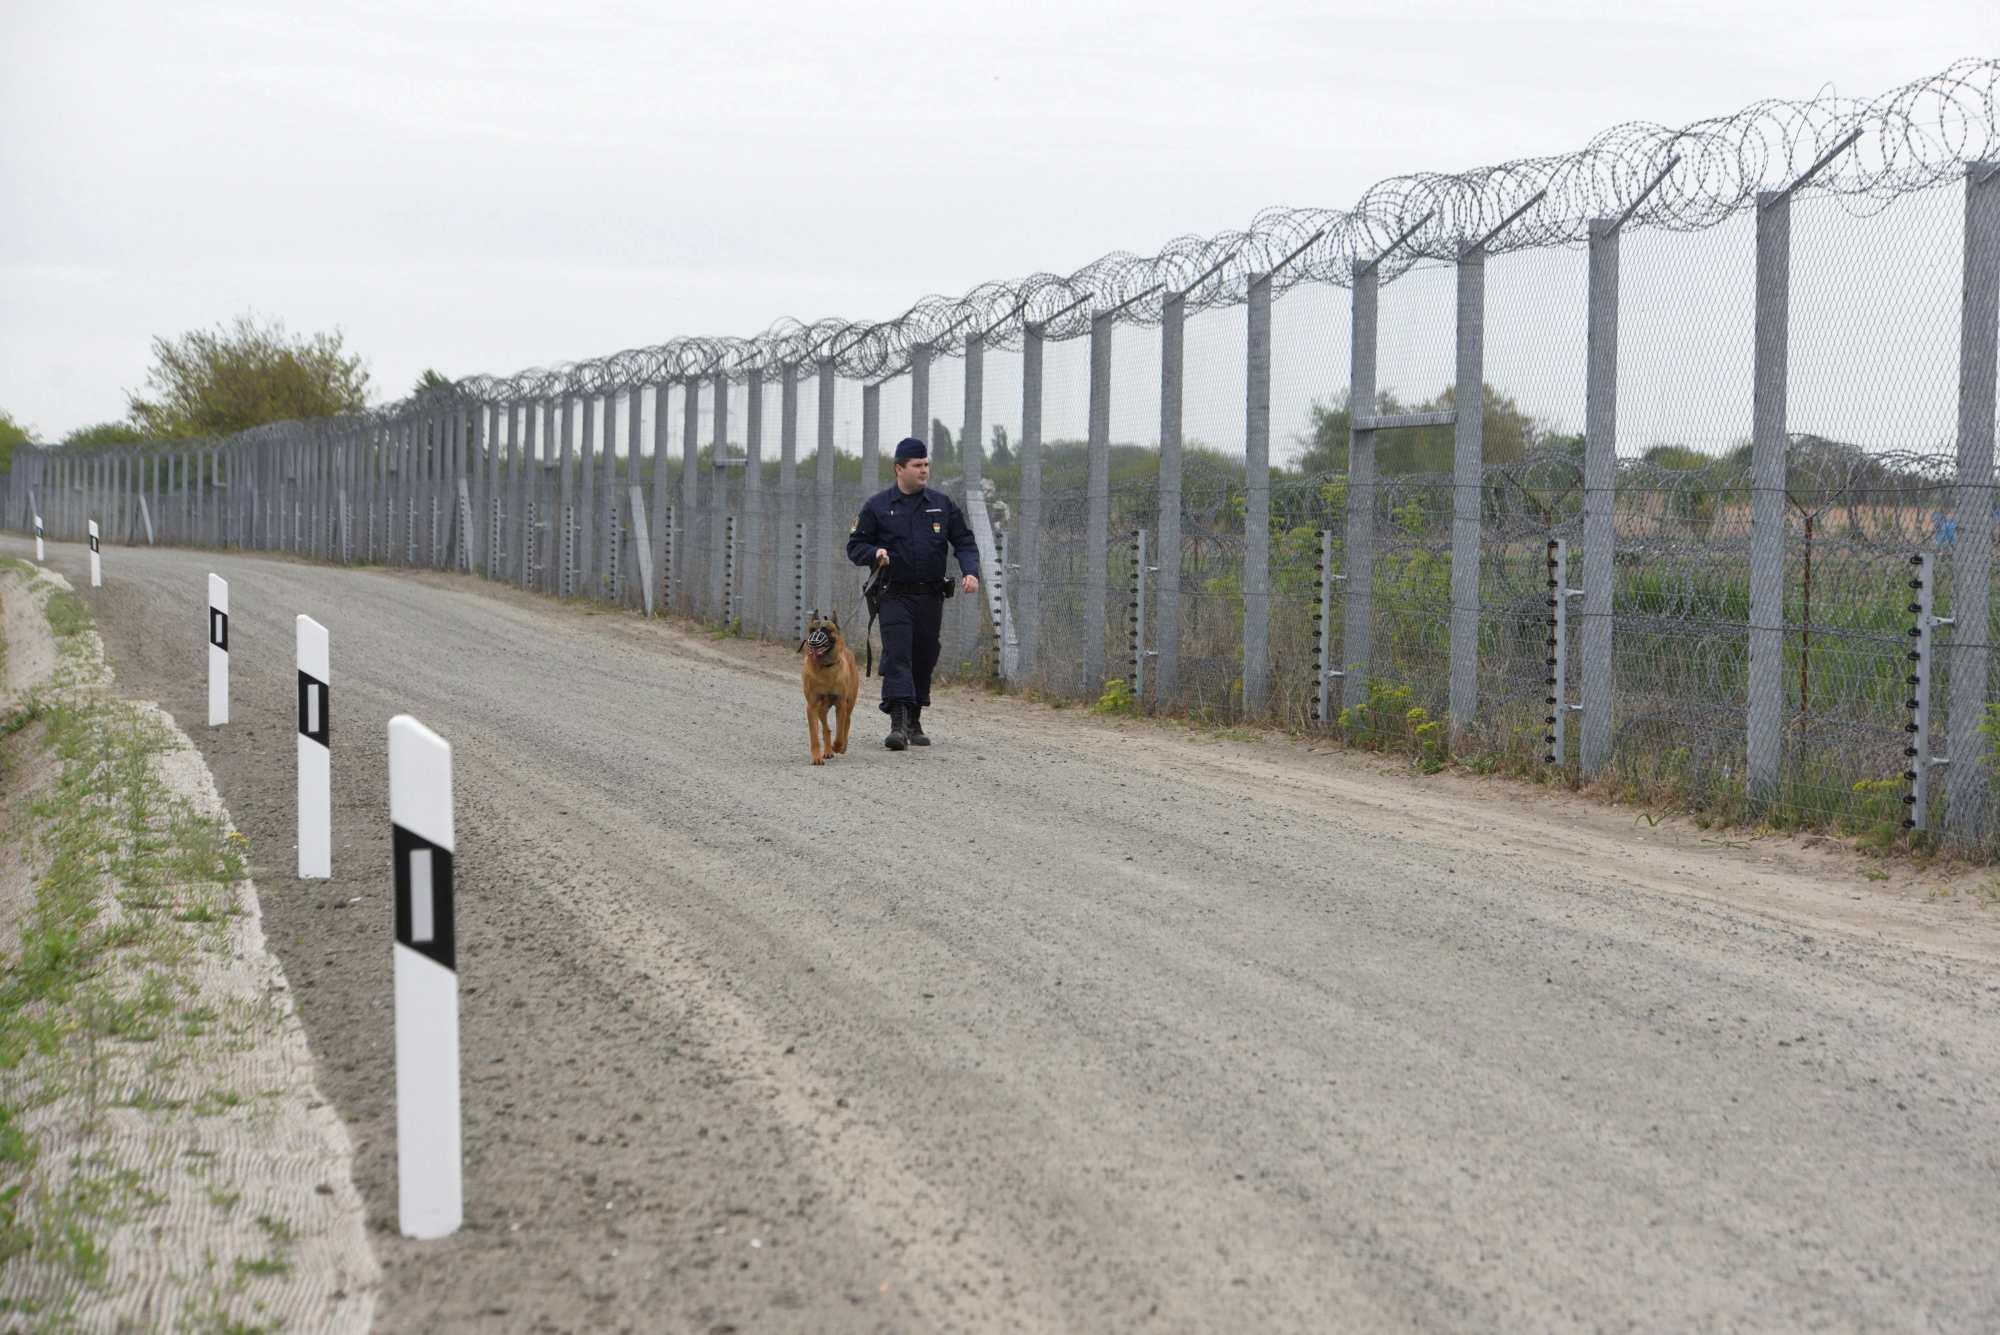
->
[33, 513, 43, 562]
[208, 576, 229, 726]
[390, 715, 461, 1240]
[88, 520, 101, 587]
[297, 615, 330, 878]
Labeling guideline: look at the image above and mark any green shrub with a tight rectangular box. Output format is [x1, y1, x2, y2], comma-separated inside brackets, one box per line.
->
[1339, 681, 1414, 751]
[1092, 678, 1136, 716]
[1409, 707, 1447, 772]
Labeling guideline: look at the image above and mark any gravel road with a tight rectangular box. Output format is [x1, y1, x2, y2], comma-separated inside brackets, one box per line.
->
[27, 536, 2000, 1333]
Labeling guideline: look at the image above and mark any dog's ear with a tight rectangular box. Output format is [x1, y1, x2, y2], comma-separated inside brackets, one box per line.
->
[827, 610, 839, 627]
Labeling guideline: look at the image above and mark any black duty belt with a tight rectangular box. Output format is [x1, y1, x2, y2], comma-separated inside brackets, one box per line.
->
[886, 579, 954, 597]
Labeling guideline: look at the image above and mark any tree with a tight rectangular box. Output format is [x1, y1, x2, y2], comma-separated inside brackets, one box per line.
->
[1643, 443, 1718, 471]
[990, 424, 1014, 468]
[0, 410, 37, 474]
[1295, 393, 1353, 475]
[127, 313, 369, 439]
[1292, 383, 1547, 478]
[930, 417, 956, 466]
[413, 368, 453, 394]
[62, 421, 150, 447]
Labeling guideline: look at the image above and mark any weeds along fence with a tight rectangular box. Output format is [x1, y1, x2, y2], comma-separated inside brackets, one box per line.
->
[8, 60, 2000, 847]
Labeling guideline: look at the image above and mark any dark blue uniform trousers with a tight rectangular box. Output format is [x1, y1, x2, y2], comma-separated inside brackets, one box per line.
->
[877, 591, 944, 713]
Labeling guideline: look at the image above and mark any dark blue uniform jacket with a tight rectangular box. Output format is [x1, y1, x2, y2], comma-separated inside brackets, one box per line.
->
[846, 485, 981, 583]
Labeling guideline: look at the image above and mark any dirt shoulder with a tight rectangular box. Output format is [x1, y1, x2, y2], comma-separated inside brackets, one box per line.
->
[0, 561, 377, 1333]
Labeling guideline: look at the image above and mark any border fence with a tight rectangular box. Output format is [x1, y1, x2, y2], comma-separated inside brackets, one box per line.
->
[8, 61, 2000, 846]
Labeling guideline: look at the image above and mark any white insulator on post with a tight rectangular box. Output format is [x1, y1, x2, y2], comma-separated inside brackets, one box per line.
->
[297, 615, 331, 878]
[389, 715, 462, 1240]
[88, 520, 101, 587]
[208, 575, 229, 726]
[33, 512, 43, 563]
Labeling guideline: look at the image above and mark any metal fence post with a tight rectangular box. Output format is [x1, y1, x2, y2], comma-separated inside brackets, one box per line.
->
[1747, 189, 1793, 801]
[1345, 258, 1378, 711]
[429, 411, 444, 566]
[1907, 551, 1949, 829]
[456, 406, 471, 568]
[592, 393, 610, 594]
[400, 419, 418, 560]
[450, 413, 466, 568]
[624, 387, 642, 602]
[1315, 528, 1343, 721]
[1157, 291, 1184, 704]
[542, 402, 558, 591]
[501, 407, 515, 578]
[392, 421, 408, 563]
[711, 372, 732, 620]
[496, 403, 515, 580]
[578, 393, 598, 595]
[816, 356, 837, 616]
[1019, 326, 1043, 680]
[959, 331, 985, 668]
[681, 377, 701, 612]
[558, 396, 577, 595]
[910, 345, 930, 445]
[861, 380, 881, 496]
[742, 368, 765, 632]
[1581, 217, 1620, 776]
[1131, 528, 1150, 698]
[793, 518, 807, 643]
[649, 385, 671, 609]
[1543, 538, 1578, 763]
[1450, 245, 1486, 734]
[600, 392, 619, 593]
[477, 402, 493, 575]
[1949, 160, 2000, 838]
[526, 401, 546, 590]
[775, 366, 798, 628]
[355, 432, 365, 561]
[406, 417, 422, 563]
[1085, 310, 1113, 695]
[422, 410, 436, 566]
[423, 419, 435, 565]
[501, 404, 516, 581]
[1244, 271, 1273, 718]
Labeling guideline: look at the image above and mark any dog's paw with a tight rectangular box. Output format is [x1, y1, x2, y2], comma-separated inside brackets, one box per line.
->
[811, 755, 825, 765]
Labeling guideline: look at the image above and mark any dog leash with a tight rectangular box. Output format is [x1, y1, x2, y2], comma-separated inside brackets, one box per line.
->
[861, 564, 890, 677]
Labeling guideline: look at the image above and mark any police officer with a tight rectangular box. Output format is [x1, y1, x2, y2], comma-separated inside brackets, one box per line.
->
[847, 437, 980, 750]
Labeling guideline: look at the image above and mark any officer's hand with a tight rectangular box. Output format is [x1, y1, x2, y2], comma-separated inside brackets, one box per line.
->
[961, 574, 979, 595]
[875, 549, 889, 566]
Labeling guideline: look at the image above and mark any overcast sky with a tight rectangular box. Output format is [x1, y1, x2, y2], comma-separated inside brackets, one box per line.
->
[1, 1, 1990, 440]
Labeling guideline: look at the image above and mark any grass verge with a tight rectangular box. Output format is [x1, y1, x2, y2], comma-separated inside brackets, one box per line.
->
[0, 564, 305, 1333]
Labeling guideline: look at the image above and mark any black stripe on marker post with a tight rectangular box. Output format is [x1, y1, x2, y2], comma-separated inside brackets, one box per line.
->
[393, 825, 454, 970]
[297, 670, 329, 746]
[89, 530, 100, 553]
[210, 608, 229, 652]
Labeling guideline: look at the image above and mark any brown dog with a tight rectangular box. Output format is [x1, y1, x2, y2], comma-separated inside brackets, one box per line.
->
[799, 609, 859, 765]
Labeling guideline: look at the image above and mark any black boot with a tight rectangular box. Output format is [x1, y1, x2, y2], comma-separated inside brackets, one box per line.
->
[885, 703, 909, 751]
[906, 705, 930, 746]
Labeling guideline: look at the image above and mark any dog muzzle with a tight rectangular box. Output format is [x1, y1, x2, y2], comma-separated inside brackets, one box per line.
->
[806, 630, 833, 658]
